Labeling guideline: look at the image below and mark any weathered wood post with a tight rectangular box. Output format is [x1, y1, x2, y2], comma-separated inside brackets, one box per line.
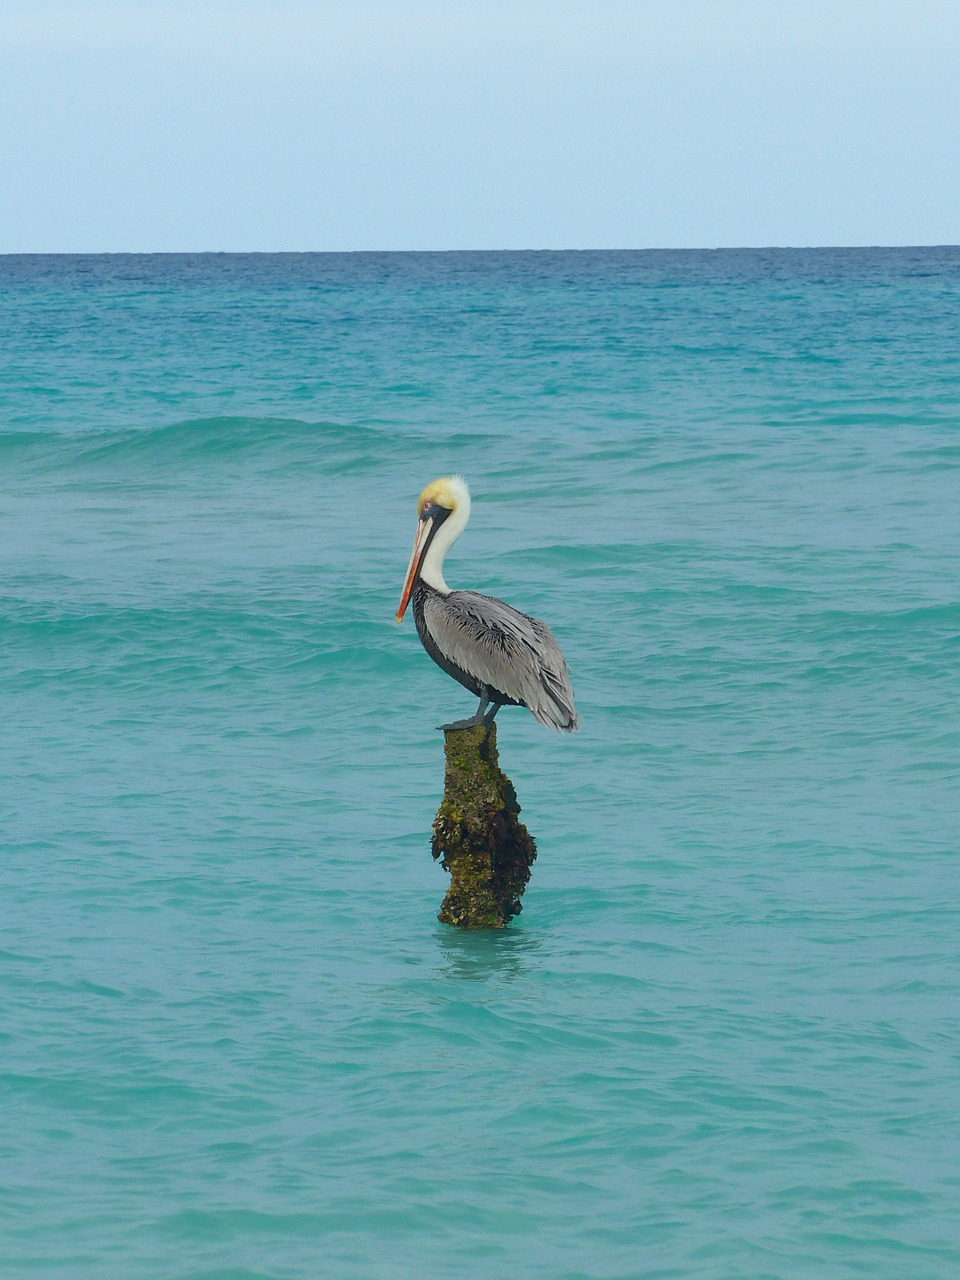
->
[431, 723, 538, 928]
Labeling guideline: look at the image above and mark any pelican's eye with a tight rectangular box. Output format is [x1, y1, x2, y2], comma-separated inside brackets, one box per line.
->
[421, 501, 451, 523]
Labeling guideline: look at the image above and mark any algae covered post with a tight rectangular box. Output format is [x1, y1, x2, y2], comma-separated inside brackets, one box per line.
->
[431, 722, 537, 929]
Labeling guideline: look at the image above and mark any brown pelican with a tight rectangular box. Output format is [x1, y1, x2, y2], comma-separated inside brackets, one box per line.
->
[396, 476, 580, 733]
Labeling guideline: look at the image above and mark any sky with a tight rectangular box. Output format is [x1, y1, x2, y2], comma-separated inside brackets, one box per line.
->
[1, 0, 958, 252]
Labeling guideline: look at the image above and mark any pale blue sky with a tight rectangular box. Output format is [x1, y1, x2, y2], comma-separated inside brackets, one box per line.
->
[1, 0, 957, 251]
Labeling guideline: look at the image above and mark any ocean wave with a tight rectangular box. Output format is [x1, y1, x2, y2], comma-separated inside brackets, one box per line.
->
[0, 415, 403, 471]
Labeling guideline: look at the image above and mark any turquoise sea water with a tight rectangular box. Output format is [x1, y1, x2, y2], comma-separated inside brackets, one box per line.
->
[2, 249, 959, 1279]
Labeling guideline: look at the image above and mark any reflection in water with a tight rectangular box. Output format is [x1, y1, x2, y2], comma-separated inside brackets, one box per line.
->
[433, 924, 544, 983]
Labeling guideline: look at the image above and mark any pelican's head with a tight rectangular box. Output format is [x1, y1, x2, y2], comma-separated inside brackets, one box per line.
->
[396, 475, 470, 620]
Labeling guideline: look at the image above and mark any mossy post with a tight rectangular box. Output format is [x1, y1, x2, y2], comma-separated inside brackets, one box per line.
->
[431, 723, 537, 928]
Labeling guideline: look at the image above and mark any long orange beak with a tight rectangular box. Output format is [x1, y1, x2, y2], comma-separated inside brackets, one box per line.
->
[396, 515, 434, 621]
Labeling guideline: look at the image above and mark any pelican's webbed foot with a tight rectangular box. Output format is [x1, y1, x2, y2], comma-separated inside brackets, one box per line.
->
[437, 714, 486, 732]
[437, 695, 502, 733]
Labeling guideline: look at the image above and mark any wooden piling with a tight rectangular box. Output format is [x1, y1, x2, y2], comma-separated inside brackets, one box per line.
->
[431, 722, 537, 928]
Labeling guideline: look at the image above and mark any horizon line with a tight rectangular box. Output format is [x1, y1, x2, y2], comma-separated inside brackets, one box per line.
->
[2, 243, 959, 257]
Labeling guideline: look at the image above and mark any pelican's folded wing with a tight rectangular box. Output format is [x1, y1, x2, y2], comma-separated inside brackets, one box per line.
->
[422, 589, 579, 732]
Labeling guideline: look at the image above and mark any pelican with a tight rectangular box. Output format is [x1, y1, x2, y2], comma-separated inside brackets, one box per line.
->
[396, 476, 580, 733]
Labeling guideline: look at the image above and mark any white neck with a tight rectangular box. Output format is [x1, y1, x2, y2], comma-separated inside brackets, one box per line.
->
[420, 495, 470, 595]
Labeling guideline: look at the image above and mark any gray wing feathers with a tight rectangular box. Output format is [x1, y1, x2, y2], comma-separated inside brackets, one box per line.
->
[424, 590, 580, 732]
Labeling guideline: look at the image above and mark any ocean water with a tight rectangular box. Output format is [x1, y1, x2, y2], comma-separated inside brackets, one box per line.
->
[2, 248, 959, 1279]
